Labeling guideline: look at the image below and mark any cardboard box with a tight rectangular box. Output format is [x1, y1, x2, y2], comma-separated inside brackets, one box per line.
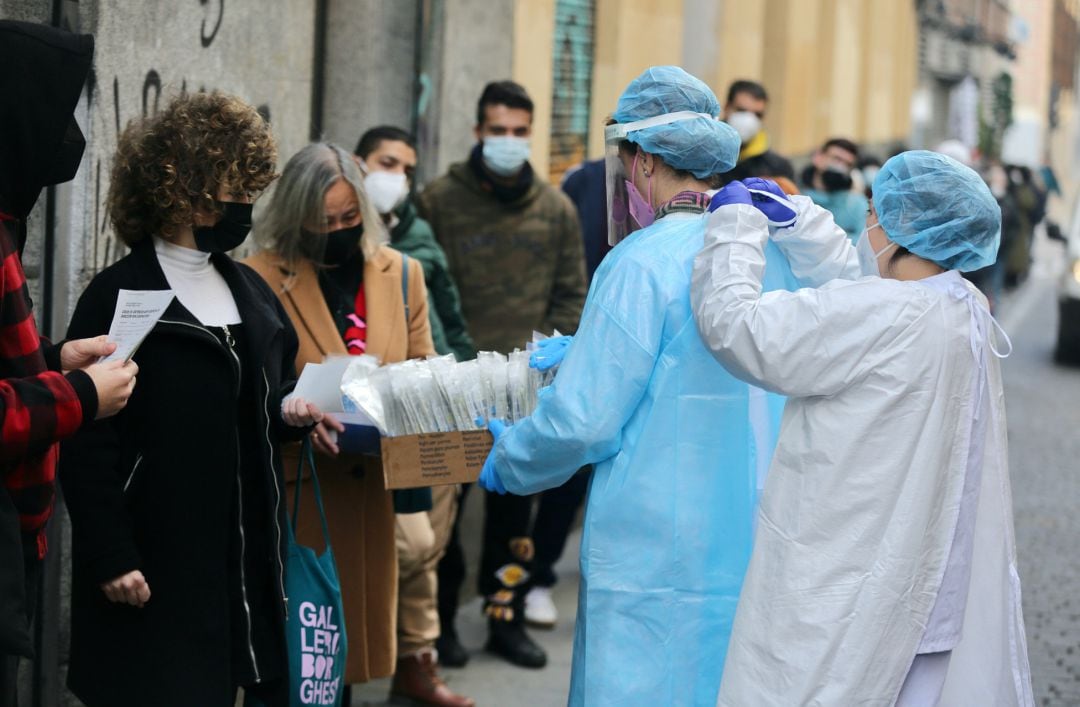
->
[379, 430, 493, 490]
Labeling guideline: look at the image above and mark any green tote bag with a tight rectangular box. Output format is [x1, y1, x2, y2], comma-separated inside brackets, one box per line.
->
[249, 441, 348, 706]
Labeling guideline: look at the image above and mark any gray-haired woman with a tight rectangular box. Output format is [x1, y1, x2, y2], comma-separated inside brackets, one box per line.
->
[244, 143, 471, 706]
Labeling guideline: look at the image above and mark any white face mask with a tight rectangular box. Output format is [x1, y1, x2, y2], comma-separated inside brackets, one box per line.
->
[364, 171, 409, 215]
[482, 136, 531, 177]
[856, 222, 897, 277]
[726, 111, 762, 143]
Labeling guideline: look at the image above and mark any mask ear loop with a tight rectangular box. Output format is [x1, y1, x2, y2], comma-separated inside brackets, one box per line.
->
[645, 157, 653, 210]
[746, 188, 798, 228]
[631, 150, 654, 209]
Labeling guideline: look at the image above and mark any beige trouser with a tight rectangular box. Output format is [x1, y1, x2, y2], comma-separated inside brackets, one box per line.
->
[395, 484, 459, 655]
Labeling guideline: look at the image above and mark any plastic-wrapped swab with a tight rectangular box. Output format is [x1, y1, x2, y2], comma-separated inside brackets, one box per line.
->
[507, 350, 531, 423]
[339, 334, 563, 436]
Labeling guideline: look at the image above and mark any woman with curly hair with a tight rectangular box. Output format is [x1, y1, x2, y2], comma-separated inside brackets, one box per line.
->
[59, 91, 323, 707]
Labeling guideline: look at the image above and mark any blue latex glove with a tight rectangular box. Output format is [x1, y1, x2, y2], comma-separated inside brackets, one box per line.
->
[708, 181, 753, 212]
[477, 418, 509, 495]
[529, 335, 573, 371]
[742, 177, 798, 228]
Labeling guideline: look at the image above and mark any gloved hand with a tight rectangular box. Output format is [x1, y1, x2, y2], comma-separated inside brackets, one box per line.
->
[529, 335, 573, 371]
[742, 177, 798, 228]
[708, 181, 753, 212]
[477, 418, 509, 495]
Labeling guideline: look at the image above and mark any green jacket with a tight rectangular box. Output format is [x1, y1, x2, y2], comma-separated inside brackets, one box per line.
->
[416, 161, 587, 353]
[389, 201, 476, 361]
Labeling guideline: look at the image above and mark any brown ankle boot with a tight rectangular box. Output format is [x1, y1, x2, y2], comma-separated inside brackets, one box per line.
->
[390, 650, 476, 707]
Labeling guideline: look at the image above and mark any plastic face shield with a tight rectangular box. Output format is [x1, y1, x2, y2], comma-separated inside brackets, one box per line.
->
[603, 111, 715, 246]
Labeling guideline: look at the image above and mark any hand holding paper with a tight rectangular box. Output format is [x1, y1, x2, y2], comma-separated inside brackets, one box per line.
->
[101, 289, 175, 363]
[84, 359, 139, 419]
[281, 396, 324, 428]
[61, 335, 118, 371]
[311, 415, 346, 458]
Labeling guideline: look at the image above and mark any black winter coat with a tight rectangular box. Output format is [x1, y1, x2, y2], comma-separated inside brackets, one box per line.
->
[60, 240, 306, 707]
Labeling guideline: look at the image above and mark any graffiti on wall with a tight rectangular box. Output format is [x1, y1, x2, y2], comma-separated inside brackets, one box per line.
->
[75, 0, 312, 292]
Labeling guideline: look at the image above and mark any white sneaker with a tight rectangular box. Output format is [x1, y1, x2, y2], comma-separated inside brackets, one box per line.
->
[525, 587, 557, 629]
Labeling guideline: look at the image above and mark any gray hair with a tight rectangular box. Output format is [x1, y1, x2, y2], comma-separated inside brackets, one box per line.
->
[252, 142, 387, 264]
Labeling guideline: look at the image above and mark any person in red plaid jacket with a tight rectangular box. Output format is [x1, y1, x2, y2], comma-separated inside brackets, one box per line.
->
[0, 20, 138, 705]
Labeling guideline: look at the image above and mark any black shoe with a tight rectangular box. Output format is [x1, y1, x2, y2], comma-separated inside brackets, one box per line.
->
[436, 632, 470, 668]
[485, 620, 547, 669]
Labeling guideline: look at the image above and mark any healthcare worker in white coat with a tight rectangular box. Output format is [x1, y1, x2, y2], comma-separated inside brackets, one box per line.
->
[692, 152, 1033, 706]
[476, 66, 805, 706]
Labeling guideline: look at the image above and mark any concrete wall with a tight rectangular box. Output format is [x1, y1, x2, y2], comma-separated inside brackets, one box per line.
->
[320, 0, 421, 151]
[587, 0, 686, 160]
[1004, 0, 1053, 167]
[417, 0, 515, 184]
[62, 1, 316, 312]
[513, 0, 557, 180]
[681, 0, 918, 159]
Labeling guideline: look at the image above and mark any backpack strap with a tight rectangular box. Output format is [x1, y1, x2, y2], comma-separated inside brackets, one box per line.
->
[401, 252, 410, 323]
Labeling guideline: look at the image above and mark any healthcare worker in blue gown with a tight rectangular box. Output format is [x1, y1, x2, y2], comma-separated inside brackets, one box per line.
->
[476, 66, 804, 706]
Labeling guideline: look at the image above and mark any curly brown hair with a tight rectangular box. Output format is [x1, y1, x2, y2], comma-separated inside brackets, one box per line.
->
[108, 91, 278, 246]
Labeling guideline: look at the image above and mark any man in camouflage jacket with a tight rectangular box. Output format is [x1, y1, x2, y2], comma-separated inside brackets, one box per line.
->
[417, 80, 586, 671]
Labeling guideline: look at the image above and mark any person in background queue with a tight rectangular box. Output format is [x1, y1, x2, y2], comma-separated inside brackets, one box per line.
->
[419, 80, 587, 670]
[353, 128, 476, 707]
[720, 79, 795, 186]
[800, 137, 869, 242]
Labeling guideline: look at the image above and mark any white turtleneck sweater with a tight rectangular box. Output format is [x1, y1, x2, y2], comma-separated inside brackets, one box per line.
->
[153, 237, 241, 326]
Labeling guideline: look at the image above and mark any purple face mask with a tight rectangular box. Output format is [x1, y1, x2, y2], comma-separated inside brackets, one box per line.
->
[625, 152, 655, 229]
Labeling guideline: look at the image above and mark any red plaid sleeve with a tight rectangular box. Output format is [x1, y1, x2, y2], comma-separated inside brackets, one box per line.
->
[0, 216, 90, 557]
[0, 371, 84, 465]
[0, 227, 85, 467]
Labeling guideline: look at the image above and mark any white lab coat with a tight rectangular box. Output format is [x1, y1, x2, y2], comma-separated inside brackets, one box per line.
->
[691, 199, 1033, 706]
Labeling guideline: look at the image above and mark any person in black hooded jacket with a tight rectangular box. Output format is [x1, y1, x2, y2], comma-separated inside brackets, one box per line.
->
[60, 91, 323, 707]
[0, 21, 140, 707]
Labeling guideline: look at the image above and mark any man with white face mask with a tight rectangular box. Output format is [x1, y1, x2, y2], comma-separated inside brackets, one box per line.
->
[418, 80, 587, 670]
[355, 127, 475, 363]
[354, 127, 476, 707]
[719, 80, 795, 186]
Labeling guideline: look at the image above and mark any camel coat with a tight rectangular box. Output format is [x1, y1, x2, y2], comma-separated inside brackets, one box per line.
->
[244, 245, 435, 683]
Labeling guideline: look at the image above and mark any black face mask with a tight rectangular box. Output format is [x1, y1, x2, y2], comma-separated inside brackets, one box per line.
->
[821, 167, 854, 193]
[303, 223, 364, 266]
[193, 201, 253, 253]
[42, 118, 87, 186]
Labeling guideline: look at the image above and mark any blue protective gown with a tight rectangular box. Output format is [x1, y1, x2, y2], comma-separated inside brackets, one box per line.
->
[492, 212, 799, 706]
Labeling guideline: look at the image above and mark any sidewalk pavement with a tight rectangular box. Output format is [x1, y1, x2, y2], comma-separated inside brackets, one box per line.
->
[351, 529, 581, 706]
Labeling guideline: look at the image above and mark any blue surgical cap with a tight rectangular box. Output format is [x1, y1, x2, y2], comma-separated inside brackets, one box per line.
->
[611, 66, 740, 179]
[872, 150, 1001, 272]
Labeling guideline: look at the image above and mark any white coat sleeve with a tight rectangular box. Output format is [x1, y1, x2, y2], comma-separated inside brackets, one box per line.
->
[769, 195, 862, 286]
[691, 204, 922, 398]
[494, 255, 664, 495]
